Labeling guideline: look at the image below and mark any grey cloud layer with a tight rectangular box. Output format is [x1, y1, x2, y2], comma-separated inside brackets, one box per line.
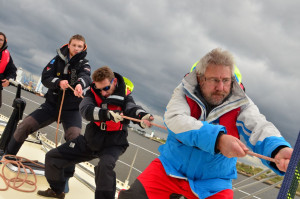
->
[1, 0, 299, 145]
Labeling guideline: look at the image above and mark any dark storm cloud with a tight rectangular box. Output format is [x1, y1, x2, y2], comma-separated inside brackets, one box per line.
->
[1, 0, 299, 144]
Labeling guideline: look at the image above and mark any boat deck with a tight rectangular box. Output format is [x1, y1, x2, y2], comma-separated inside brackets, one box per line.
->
[0, 139, 95, 199]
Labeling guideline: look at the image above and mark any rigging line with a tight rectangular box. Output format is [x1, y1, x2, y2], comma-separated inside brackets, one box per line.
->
[121, 115, 167, 130]
[277, 131, 300, 199]
[67, 84, 84, 98]
[57, 84, 82, 145]
[55, 89, 65, 147]
[246, 151, 276, 163]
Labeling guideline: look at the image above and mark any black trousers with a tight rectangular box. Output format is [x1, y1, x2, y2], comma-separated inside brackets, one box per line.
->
[12, 101, 82, 143]
[6, 101, 82, 186]
[0, 90, 2, 108]
[45, 135, 125, 199]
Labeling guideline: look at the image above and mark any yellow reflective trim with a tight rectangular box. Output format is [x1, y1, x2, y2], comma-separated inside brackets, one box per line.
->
[190, 61, 199, 72]
[189, 61, 243, 84]
[234, 65, 242, 84]
[123, 76, 134, 95]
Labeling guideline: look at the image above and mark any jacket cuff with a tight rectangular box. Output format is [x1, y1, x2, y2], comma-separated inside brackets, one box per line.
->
[74, 82, 84, 89]
[269, 145, 290, 170]
[55, 78, 62, 88]
[215, 131, 225, 154]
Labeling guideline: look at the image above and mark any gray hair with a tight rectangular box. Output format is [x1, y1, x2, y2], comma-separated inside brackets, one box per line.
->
[195, 48, 235, 76]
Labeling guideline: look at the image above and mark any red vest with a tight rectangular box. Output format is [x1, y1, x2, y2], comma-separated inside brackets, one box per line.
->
[91, 88, 123, 131]
[186, 96, 240, 139]
[0, 49, 10, 74]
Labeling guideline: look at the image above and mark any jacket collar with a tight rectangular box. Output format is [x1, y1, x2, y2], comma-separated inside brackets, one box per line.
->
[0, 43, 7, 53]
[182, 69, 249, 122]
[56, 44, 87, 65]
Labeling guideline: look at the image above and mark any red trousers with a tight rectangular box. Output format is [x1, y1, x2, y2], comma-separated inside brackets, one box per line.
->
[137, 158, 233, 199]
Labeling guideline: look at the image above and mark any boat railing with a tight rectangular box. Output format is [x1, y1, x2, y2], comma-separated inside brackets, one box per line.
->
[233, 168, 283, 198]
[1, 110, 288, 198]
[116, 140, 159, 188]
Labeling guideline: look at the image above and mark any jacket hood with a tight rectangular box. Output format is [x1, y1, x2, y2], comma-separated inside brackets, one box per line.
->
[56, 43, 87, 64]
[91, 72, 126, 99]
[0, 42, 8, 53]
[182, 69, 249, 122]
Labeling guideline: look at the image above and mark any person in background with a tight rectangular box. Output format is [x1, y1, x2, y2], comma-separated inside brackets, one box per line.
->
[118, 48, 293, 199]
[4, 34, 92, 193]
[37, 66, 154, 199]
[0, 32, 17, 108]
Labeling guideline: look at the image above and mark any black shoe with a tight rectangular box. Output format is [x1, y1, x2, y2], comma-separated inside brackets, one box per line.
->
[37, 188, 65, 199]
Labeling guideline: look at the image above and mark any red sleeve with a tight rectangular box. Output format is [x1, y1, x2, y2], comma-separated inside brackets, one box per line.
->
[0, 50, 10, 73]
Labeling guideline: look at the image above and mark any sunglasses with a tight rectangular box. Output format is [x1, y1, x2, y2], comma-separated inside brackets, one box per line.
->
[96, 78, 114, 91]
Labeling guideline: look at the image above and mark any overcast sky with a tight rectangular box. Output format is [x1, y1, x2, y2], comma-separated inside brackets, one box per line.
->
[1, 0, 299, 146]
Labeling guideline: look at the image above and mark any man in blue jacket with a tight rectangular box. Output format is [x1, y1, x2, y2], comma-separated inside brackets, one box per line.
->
[119, 48, 293, 199]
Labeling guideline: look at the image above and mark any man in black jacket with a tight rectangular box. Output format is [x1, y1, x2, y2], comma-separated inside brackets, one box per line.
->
[38, 66, 154, 199]
[4, 34, 92, 190]
[0, 32, 17, 108]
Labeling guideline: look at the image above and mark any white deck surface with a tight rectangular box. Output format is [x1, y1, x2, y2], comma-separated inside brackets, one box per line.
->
[0, 115, 95, 199]
[0, 139, 96, 199]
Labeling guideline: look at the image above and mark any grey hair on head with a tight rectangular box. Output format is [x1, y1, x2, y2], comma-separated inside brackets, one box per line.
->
[196, 48, 235, 77]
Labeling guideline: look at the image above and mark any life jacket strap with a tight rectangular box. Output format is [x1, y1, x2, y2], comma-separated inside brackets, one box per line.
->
[100, 122, 107, 130]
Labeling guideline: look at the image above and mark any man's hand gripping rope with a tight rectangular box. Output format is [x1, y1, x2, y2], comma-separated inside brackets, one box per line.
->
[67, 84, 157, 129]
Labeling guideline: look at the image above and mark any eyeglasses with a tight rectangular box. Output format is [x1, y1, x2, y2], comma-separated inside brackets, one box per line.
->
[203, 77, 233, 86]
[97, 78, 114, 91]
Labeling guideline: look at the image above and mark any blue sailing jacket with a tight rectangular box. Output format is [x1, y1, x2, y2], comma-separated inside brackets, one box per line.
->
[159, 69, 291, 199]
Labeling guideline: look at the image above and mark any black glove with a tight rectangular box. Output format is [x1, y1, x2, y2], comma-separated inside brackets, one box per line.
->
[107, 110, 124, 123]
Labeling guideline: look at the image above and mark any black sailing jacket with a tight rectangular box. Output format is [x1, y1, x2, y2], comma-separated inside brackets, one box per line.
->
[41, 44, 92, 111]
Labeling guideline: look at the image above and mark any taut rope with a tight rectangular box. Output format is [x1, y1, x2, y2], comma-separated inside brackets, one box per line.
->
[55, 89, 65, 147]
